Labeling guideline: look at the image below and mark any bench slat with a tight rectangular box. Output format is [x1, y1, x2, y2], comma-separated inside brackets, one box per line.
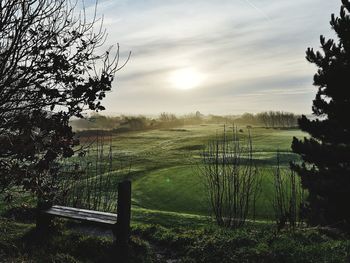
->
[47, 208, 117, 223]
[43, 205, 118, 225]
[50, 205, 118, 220]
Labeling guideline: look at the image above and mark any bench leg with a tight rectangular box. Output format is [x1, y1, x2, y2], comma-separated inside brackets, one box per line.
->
[116, 180, 131, 245]
[36, 198, 53, 232]
[111, 225, 128, 262]
[36, 210, 52, 232]
[114, 180, 132, 262]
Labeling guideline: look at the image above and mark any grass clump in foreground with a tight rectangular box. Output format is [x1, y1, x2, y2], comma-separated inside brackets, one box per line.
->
[1, 207, 350, 263]
[133, 222, 350, 263]
[0, 216, 155, 263]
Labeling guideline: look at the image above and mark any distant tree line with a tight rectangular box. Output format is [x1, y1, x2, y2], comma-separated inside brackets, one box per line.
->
[72, 113, 180, 136]
[73, 112, 198, 135]
[72, 111, 301, 136]
[236, 111, 300, 128]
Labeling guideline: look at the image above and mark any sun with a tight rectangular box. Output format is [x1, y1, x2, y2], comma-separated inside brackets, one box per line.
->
[169, 68, 204, 90]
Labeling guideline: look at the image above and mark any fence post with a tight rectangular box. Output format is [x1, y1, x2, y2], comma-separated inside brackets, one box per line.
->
[116, 180, 131, 245]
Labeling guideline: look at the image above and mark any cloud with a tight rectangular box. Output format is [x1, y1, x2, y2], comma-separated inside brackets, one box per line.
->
[87, 0, 340, 115]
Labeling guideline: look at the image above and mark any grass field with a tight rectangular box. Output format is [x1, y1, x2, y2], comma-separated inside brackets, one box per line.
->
[3, 124, 350, 263]
[0, 124, 305, 219]
[86, 124, 307, 219]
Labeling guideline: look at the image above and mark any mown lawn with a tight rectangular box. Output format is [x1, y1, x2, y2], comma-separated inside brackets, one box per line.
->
[132, 165, 281, 219]
[1, 124, 320, 262]
[105, 125, 306, 219]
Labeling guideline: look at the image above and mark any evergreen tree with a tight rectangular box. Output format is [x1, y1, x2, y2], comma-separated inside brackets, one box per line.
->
[291, 0, 350, 230]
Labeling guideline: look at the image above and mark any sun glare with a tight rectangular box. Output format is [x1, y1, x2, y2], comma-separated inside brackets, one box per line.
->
[169, 68, 204, 90]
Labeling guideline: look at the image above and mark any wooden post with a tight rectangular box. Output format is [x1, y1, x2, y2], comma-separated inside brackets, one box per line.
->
[36, 198, 52, 232]
[113, 180, 131, 262]
[116, 180, 131, 245]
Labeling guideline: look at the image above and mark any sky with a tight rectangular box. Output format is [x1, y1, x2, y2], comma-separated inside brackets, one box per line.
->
[84, 0, 340, 115]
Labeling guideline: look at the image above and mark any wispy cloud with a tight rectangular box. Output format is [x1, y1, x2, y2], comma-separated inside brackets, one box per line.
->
[241, 0, 271, 21]
[86, 0, 340, 115]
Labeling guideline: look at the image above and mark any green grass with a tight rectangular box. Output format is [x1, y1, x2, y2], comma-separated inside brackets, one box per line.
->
[132, 165, 280, 219]
[132, 222, 350, 263]
[2, 208, 349, 263]
[9, 124, 303, 219]
[1, 124, 316, 262]
[0, 216, 155, 263]
[132, 207, 211, 228]
[100, 124, 306, 219]
[133, 166, 207, 215]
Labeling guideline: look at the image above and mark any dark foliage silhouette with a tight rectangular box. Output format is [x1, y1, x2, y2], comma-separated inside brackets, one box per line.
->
[291, 0, 350, 230]
[0, 0, 129, 199]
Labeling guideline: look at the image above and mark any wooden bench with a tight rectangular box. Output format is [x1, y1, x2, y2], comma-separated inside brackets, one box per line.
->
[43, 205, 119, 225]
[37, 180, 131, 246]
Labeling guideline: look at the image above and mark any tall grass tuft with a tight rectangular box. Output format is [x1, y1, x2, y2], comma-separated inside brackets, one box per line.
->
[272, 151, 305, 231]
[54, 134, 130, 213]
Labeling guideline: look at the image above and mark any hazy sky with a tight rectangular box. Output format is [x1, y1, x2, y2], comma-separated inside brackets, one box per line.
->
[85, 0, 340, 115]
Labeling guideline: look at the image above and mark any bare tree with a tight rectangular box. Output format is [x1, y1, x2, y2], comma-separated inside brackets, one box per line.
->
[200, 126, 261, 228]
[0, 0, 129, 198]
